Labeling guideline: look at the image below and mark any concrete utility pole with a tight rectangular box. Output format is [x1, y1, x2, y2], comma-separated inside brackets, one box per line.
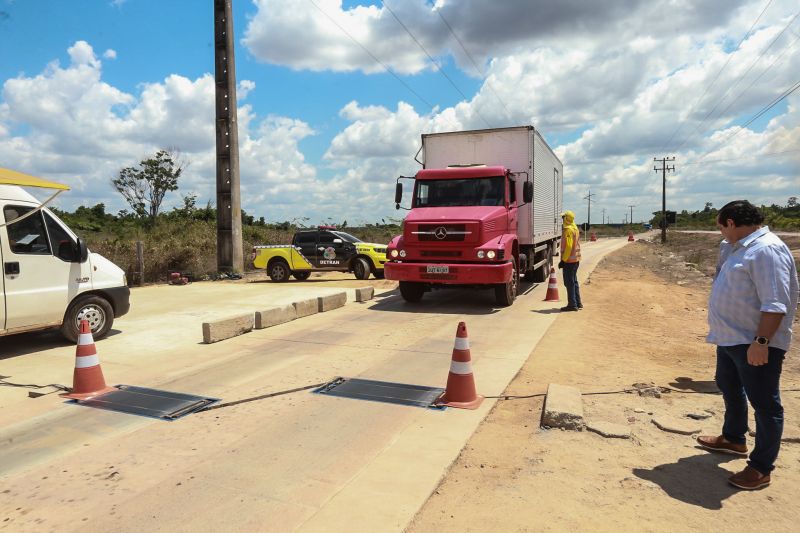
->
[601, 207, 606, 225]
[583, 189, 596, 238]
[628, 204, 636, 225]
[654, 156, 676, 244]
[214, 0, 243, 273]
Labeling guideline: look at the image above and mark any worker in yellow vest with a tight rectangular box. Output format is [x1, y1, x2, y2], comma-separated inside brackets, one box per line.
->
[558, 210, 582, 311]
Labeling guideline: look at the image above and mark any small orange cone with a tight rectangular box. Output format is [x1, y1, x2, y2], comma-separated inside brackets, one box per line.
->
[590, 232, 597, 242]
[61, 319, 117, 401]
[436, 322, 483, 410]
[627, 231, 635, 242]
[544, 269, 560, 302]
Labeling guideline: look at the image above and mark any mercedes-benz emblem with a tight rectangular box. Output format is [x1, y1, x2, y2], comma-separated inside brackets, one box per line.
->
[434, 226, 448, 240]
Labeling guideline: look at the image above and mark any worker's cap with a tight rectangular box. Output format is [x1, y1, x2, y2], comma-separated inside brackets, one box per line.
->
[560, 210, 575, 219]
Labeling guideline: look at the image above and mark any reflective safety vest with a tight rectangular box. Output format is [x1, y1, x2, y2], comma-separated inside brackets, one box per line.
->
[562, 225, 581, 263]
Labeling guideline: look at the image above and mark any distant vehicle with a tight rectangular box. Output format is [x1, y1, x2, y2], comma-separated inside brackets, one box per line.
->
[643, 223, 652, 230]
[386, 125, 563, 306]
[252, 227, 387, 281]
[1, 170, 130, 342]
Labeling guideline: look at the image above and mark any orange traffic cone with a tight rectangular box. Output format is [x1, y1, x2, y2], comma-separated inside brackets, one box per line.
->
[436, 322, 483, 410]
[544, 269, 560, 302]
[590, 232, 597, 242]
[627, 231, 635, 242]
[61, 319, 116, 401]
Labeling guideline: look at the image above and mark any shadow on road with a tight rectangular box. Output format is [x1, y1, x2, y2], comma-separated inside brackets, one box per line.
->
[0, 329, 123, 360]
[632, 453, 739, 509]
[368, 288, 503, 315]
[670, 376, 720, 393]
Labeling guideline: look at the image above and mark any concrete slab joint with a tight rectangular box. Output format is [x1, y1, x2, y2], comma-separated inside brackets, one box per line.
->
[541, 383, 584, 430]
[318, 291, 347, 312]
[254, 304, 297, 329]
[293, 297, 319, 318]
[202, 313, 254, 344]
[354, 286, 375, 302]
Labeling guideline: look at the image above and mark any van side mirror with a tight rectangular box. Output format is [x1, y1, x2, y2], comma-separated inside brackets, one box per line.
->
[77, 237, 88, 263]
[395, 182, 403, 207]
[523, 181, 533, 204]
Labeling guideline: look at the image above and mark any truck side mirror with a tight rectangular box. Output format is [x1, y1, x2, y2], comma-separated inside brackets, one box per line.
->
[395, 182, 403, 207]
[77, 237, 88, 263]
[523, 181, 533, 203]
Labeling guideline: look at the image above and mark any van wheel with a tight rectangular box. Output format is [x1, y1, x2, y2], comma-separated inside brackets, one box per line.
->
[293, 271, 311, 281]
[268, 260, 290, 282]
[399, 281, 425, 302]
[495, 258, 519, 306]
[61, 295, 114, 343]
[353, 257, 371, 280]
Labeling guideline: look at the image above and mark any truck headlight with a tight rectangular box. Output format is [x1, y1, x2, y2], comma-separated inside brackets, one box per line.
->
[399, 250, 407, 258]
[477, 250, 485, 259]
[390, 249, 399, 258]
[487, 250, 496, 259]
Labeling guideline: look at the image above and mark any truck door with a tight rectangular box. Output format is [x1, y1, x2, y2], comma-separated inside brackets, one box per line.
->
[2, 205, 77, 330]
[315, 231, 347, 269]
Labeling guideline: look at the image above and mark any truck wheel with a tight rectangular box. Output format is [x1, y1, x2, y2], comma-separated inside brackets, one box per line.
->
[399, 281, 425, 302]
[353, 257, 371, 280]
[61, 295, 114, 343]
[495, 258, 519, 306]
[528, 247, 552, 283]
[268, 260, 290, 282]
[293, 271, 311, 281]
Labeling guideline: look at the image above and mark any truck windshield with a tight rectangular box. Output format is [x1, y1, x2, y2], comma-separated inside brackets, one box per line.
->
[333, 231, 362, 243]
[414, 176, 505, 207]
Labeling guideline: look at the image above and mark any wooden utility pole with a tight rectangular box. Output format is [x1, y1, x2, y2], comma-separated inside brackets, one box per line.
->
[583, 189, 596, 239]
[214, 0, 243, 273]
[628, 204, 636, 225]
[601, 207, 606, 225]
[653, 156, 675, 244]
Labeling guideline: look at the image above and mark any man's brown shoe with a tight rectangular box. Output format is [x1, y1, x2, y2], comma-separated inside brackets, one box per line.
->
[729, 466, 770, 490]
[696, 435, 748, 456]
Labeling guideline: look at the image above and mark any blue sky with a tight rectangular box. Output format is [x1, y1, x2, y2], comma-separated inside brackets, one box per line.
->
[1, 0, 798, 225]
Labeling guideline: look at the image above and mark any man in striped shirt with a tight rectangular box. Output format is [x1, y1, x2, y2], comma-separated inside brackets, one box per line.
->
[697, 200, 798, 490]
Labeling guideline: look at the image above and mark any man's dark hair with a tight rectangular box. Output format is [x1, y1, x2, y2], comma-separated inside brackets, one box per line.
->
[717, 200, 764, 227]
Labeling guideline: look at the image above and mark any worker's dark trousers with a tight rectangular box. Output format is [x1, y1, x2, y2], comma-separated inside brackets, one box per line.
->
[562, 262, 581, 308]
[715, 344, 785, 474]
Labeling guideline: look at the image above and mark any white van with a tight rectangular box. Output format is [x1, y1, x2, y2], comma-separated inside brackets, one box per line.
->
[1, 184, 130, 342]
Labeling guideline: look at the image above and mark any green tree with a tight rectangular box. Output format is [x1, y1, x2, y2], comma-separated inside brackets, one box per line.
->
[112, 150, 184, 219]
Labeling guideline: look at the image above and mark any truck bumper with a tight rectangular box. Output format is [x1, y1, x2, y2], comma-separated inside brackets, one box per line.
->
[104, 286, 131, 317]
[385, 261, 512, 284]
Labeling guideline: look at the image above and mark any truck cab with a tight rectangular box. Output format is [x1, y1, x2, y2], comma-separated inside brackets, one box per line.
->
[1, 185, 130, 342]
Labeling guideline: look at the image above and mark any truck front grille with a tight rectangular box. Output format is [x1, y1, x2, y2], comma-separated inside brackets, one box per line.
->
[412, 224, 470, 242]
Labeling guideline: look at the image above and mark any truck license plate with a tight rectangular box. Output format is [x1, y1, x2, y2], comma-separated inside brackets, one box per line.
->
[427, 265, 449, 274]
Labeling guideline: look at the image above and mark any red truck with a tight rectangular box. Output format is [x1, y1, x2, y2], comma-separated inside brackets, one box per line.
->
[385, 126, 563, 306]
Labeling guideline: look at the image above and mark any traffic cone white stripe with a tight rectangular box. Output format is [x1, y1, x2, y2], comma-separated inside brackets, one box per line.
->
[449, 360, 473, 375]
[454, 337, 469, 351]
[75, 354, 101, 368]
[78, 333, 93, 345]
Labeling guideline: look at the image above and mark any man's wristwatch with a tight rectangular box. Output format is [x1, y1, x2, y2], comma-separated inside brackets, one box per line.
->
[753, 336, 770, 346]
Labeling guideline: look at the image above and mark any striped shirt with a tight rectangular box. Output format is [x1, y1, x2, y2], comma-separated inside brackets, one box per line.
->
[707, 226, 799, 351]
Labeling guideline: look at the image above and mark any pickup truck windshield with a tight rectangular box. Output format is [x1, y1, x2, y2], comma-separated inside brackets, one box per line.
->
[414, 176, 505, 207]
[333, 231, 362, 243]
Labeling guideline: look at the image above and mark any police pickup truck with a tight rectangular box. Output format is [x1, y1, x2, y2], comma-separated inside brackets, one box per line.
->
[252, 227, 387, 281]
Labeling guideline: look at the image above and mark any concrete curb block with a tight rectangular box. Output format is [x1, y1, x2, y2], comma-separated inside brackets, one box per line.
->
[202, 313, 254, 344]
[354, 286, 375, 302]
[293, 297, 319, 318]
[541, 383, 584, 430]
[255, 304, 297, 329]
[318, 291, 347, 312]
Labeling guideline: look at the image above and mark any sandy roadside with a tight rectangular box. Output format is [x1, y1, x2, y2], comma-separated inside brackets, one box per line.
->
[409, 240, 800, 532]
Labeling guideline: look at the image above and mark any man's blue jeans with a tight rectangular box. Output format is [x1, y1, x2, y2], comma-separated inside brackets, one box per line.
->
[561, 262, 582, 308]
[715, 344, 785, 475]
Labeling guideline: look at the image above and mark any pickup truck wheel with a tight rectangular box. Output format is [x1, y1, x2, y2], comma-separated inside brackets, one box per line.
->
[353, 257, 371, 280]
[495, 258, 519, 306]
[399, 281, 425, 302]
[293, 271, 311, 281]
[61, 295, 114, 343]
[268, 260, 290, 282]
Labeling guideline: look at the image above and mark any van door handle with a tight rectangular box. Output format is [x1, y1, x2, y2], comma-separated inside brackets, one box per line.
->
[4, 262, 20, 275]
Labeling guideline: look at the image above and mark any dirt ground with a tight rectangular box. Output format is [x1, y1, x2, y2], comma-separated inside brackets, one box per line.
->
[409, 239, 800, 532]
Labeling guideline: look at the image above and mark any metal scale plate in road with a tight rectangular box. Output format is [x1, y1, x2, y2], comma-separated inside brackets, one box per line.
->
[315, 377, 445, 409]
[76, 385, 219, 420]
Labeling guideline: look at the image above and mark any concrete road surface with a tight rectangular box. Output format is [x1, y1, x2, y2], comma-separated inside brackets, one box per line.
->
[0, 237, 629, 532]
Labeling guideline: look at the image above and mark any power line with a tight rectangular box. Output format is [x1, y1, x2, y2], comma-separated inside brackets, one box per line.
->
[381, 1, 495, 128]
[308, 0, 435, 111]
[672, 9, 800, 154]
[659, 0, 774, 154]
[434, 7, 514, 121]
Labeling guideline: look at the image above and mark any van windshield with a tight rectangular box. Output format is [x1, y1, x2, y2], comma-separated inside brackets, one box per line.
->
[414, 176, 505, 207]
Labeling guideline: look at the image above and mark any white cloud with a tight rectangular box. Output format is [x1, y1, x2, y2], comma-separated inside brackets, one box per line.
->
[103, 49, 117, 60]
